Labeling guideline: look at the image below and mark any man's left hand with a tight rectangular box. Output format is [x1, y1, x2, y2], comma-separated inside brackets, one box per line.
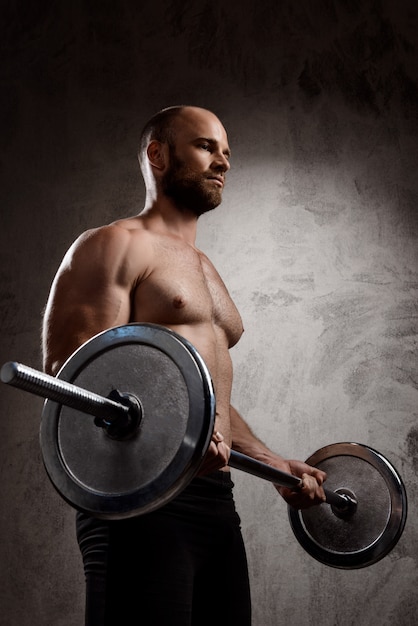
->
[275, 459, 327, 509]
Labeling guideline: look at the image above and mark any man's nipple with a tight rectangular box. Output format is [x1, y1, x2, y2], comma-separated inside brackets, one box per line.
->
[173, 295, 186, 309]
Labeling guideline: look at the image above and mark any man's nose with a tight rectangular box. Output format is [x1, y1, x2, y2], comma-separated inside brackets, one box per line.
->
[212, 152, 230, 172]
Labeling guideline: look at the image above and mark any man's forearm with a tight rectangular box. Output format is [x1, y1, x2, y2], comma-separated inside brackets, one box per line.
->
[229, 405, 327, 507]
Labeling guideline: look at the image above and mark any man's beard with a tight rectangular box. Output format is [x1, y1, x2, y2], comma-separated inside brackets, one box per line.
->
[162, 150, 223, 217]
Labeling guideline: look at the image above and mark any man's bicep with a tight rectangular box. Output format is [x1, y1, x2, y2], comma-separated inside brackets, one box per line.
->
[43, 268, 132, 374]
[42, 229, 134, 373]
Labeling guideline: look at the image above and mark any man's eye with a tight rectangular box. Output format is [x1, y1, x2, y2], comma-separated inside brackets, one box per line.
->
[200, 144, 210, 151]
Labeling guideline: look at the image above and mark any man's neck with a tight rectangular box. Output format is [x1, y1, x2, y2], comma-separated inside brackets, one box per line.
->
[139, 198, 199, 246]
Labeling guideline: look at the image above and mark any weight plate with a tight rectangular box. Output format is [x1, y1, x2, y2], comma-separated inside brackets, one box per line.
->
[40, 324, 215, 519]
[288, 442, 407, 569]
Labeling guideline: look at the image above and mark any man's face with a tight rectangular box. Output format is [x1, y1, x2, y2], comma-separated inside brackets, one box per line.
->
[161, 108, 231, 216]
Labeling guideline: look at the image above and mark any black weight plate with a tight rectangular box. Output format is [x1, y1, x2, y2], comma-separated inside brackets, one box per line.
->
[40, 324, 215, 519]
[288, 443, 407, 569]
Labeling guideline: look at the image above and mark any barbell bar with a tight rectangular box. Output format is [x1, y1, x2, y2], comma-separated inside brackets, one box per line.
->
[1, 323, 407, 569]
[1, 360, 354, 511]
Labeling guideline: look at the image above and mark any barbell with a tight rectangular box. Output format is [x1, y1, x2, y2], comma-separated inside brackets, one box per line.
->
[1, 323, 407, 569]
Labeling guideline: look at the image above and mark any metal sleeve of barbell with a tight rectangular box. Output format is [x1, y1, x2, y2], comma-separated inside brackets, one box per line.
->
[1, 361, 130, 423]
[228, 449, 351, 509]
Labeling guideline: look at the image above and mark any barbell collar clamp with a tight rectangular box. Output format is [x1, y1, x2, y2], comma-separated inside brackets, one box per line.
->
[1, 361, 142, 439]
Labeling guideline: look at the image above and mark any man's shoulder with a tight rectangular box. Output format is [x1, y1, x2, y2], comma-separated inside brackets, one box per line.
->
[61, 218, 154, 273]
[97, 215, 149, 237]
[75, 216, 150, 248]
[110, 215, 147, 232]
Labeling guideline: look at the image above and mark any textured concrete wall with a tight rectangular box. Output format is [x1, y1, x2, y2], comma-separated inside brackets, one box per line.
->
[1, 2, 418, 624]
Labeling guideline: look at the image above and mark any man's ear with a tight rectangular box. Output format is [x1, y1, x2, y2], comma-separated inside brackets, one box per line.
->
[147, 140, 167, 170]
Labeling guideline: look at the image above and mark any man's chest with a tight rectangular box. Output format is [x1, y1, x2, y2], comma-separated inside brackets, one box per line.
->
[131, 244, 242, 343]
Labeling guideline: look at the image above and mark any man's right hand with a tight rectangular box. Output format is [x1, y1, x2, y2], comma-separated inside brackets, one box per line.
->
[198, 430, 231, 475]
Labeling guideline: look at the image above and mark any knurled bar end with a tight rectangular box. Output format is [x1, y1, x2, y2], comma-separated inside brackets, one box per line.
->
[1, 361, 20, 385]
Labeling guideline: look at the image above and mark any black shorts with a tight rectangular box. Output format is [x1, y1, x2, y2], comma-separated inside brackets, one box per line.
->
[76, 471, 251, 625]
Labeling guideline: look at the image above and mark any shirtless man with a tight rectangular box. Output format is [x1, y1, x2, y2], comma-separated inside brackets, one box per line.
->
[42, 106, 326, 625]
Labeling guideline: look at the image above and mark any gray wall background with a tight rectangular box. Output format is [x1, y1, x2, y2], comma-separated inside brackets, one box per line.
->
[1, 1, 418, 624]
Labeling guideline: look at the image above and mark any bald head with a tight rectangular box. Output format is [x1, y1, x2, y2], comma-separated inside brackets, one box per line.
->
[138, 106, 226, 176]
